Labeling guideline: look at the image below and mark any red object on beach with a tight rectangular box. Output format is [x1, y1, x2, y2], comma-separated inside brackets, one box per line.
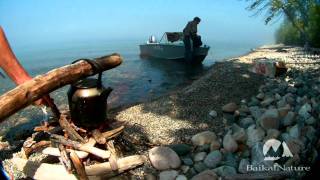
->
[0, 26, 60, 117]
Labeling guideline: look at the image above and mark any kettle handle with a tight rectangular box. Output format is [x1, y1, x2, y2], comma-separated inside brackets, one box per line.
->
[72, 59, 103, 87]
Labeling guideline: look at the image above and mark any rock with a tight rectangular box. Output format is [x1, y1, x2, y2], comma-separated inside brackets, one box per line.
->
[231, 124, 247, 143]
[265, 129, 280, 140]
[191, 131, 217, 146]
[196, 144, 210, 152]
[168, 144, 192, 156]
[238, 105, 250, 115]
[249, 106, 262, 120]
[278, 106, 291, 118]
[209, 110, 218, 118]
[286, 139, 304, 156]
[213, 166, 237, 177]
[194, 152, 207, 162]
[186, 168, 197, 179]
[246, 125, 265, 147]
[287, 86, 297, 94]
[277, 99, 287, 108]
[191, 170, 218, 180]
[288, 124, 300, 139]
[204, 150, 222, 168]
[256, 93, 265, 100]
[298, 103, 312, 120]
[181, 157, 194, 166]
[275, 93, 281, 100]
[145, 173, 157, 180]
[210, 141, 221, 151]
[248, 97, 260, 106]
[181, 165, 190, 174]
[238, 159, 250, 174]
[222, 153, 238, 168]
[261, 97, 274, 107]
[282, 111, 295, 126]
[223, 131, 238, 153]
[303, 126, 316, 142]
[194, 162, 208, 173]
[159, 170, 179, 180]
[176, 175, 188, 180]
[251, 142, 273, 167]
[239, 117, 254, 129]
[305, 116, 316, 125]
[149, 146, 181, 170]
[259, 109, 280, 130]
[280, 132, 291, 142]
[223, 113, 235, 124]
[222, 102, 238, 113]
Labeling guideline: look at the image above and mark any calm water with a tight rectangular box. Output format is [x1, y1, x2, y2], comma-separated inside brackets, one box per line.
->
[0, 38, 262, 137]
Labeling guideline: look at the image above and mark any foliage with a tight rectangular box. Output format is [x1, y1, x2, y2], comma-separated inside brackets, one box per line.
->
[246, 0, 320, 47]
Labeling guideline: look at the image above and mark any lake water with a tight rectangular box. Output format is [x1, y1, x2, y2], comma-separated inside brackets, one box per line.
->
[0, 38, 263, 137]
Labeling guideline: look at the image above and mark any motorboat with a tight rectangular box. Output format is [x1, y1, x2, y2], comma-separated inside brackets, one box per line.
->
[139, 32, 210, 63]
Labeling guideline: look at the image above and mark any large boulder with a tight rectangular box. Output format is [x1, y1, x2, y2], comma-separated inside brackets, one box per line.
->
[149, 146, 181, 170]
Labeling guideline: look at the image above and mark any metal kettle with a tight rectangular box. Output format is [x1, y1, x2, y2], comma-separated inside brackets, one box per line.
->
[67, 70, 112, 129]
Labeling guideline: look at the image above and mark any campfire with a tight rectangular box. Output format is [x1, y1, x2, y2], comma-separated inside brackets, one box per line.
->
[19, 112, 146, 179]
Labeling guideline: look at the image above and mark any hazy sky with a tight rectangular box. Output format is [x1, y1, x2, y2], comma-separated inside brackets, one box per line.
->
[0, 0, 280, 47]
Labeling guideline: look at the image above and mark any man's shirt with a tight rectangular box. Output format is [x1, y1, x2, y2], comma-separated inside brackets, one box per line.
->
[183, 21, 197, 36]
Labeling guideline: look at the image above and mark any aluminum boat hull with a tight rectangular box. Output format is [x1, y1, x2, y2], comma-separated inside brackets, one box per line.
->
[139, 43, 210, 63]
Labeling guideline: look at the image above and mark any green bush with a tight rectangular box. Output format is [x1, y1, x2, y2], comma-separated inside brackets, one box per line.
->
[275, 3, 320, 48]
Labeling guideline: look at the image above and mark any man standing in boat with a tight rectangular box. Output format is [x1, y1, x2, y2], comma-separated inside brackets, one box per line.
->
[183, 17, 201, 62]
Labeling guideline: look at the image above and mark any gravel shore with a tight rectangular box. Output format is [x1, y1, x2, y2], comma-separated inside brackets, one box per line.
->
[111, 50, 266, 145]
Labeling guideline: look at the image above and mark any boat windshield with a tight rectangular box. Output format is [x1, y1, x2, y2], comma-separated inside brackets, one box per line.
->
[159, 32, 183, 43]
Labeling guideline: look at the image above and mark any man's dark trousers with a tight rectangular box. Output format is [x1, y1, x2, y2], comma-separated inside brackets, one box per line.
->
[183, 36, 192, 62]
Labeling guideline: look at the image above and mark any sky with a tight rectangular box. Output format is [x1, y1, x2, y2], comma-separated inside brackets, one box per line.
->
[0, 0, 280, 47]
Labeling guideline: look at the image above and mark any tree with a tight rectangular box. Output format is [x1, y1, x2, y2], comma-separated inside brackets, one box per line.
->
[245, 0, 316, 47]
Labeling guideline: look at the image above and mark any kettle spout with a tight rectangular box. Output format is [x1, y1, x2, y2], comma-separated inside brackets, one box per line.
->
[102, 87, 113, 100]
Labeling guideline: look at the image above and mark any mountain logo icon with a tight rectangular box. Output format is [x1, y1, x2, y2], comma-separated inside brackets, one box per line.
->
[263, 139, 293, 161]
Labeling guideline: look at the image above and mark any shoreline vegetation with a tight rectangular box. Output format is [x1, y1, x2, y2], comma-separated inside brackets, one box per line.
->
[1, 44, 320, 179]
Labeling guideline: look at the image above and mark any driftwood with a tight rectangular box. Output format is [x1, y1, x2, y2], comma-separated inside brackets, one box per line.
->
[12, 155, 145, 179]
[85, 155, 146, 176]
[51, 134, 110, 159]
[106, 140, 119, 171]
[101, 126, 124, 140]
[92, 129, 106, 144]
[0, 53, 122, 121]
[23, 140, 51, 158]
[59, 114, 85, 143]
[58, 144, 72, 173]
[42, 147, 88, 159]
[70, 149, 88, 180]
[11, 158, 78, 180]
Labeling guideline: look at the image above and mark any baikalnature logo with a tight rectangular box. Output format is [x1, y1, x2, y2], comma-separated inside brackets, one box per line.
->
[263, 139, 293, 161]
[246, 138, 311, 173]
